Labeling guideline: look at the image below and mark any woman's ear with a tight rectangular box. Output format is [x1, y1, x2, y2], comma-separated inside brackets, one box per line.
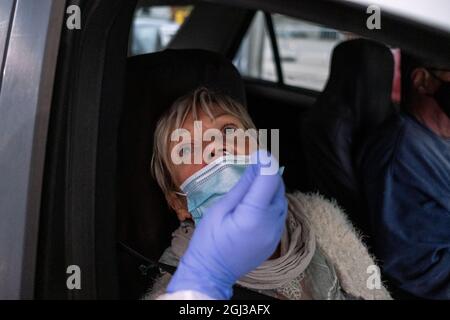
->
[166, 192, 192, 221]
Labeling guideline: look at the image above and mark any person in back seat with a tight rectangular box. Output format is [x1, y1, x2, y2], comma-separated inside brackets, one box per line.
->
[360, 54, 450, 299]
[143, 87, 390, 300]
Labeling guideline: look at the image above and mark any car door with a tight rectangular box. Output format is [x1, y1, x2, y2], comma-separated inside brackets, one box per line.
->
[0, 0, 65, 300]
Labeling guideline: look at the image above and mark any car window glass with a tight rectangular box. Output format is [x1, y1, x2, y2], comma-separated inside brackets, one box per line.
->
[234, 11, 353, 92]
[272, 14, 346, 91]
[233, 11, 278, 82]
[129, 5, 193, 56]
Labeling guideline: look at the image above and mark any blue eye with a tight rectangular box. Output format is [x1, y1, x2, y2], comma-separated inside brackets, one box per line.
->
[223, 125, 237, 135]
[179, 145, 192, 157]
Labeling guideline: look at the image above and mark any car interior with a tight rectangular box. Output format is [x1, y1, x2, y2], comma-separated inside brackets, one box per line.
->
[36, 0, 450, 300]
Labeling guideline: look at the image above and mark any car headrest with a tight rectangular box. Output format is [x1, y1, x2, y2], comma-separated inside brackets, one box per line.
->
[315, 38, 394, 137]
[118, 49, 246, 260]
[301, 39, 394, 236]
[126, 48, 246, 114]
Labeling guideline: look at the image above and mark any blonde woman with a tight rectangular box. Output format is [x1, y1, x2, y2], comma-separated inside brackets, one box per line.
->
[144, 87, 391, 300]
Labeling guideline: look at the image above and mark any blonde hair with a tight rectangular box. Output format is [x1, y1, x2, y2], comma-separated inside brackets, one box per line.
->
[151, 87, 256, 196]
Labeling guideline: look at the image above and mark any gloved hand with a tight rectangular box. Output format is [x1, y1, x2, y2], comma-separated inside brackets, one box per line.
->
[167, 151, 288, 299]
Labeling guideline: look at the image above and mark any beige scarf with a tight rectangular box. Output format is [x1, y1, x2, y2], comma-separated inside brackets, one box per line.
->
[169, 193, 316, 290]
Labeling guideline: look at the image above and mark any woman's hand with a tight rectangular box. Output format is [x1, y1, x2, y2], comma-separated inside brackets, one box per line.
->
[166, 150, 288, 299]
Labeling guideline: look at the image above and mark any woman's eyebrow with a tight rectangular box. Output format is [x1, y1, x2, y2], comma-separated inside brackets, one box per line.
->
[211, 113, 240, 122]
[209, 112, 227, 120]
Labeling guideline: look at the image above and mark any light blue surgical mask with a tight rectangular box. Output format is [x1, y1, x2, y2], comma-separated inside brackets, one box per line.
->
[179, 155, 250, 225]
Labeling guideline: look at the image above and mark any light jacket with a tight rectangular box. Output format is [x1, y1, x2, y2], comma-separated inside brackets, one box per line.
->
[146, 192, 392, 300]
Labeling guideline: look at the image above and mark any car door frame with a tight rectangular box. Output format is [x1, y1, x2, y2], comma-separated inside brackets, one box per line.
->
[0, 0, 65, 300]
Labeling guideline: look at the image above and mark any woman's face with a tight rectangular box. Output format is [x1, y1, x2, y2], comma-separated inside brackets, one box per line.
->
[170, 108, 249, 187]
[167, 107, 253, 221]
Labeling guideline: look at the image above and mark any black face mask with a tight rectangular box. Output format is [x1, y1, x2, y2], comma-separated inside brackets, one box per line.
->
[429, 71, 450, 119]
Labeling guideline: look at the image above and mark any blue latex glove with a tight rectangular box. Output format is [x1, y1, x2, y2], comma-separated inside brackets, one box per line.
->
[167, 151, 288, 299]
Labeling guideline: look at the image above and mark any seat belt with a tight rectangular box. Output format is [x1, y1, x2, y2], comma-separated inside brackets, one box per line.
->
[117, 241, 276, 300]
[117, 241, 176, 275]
